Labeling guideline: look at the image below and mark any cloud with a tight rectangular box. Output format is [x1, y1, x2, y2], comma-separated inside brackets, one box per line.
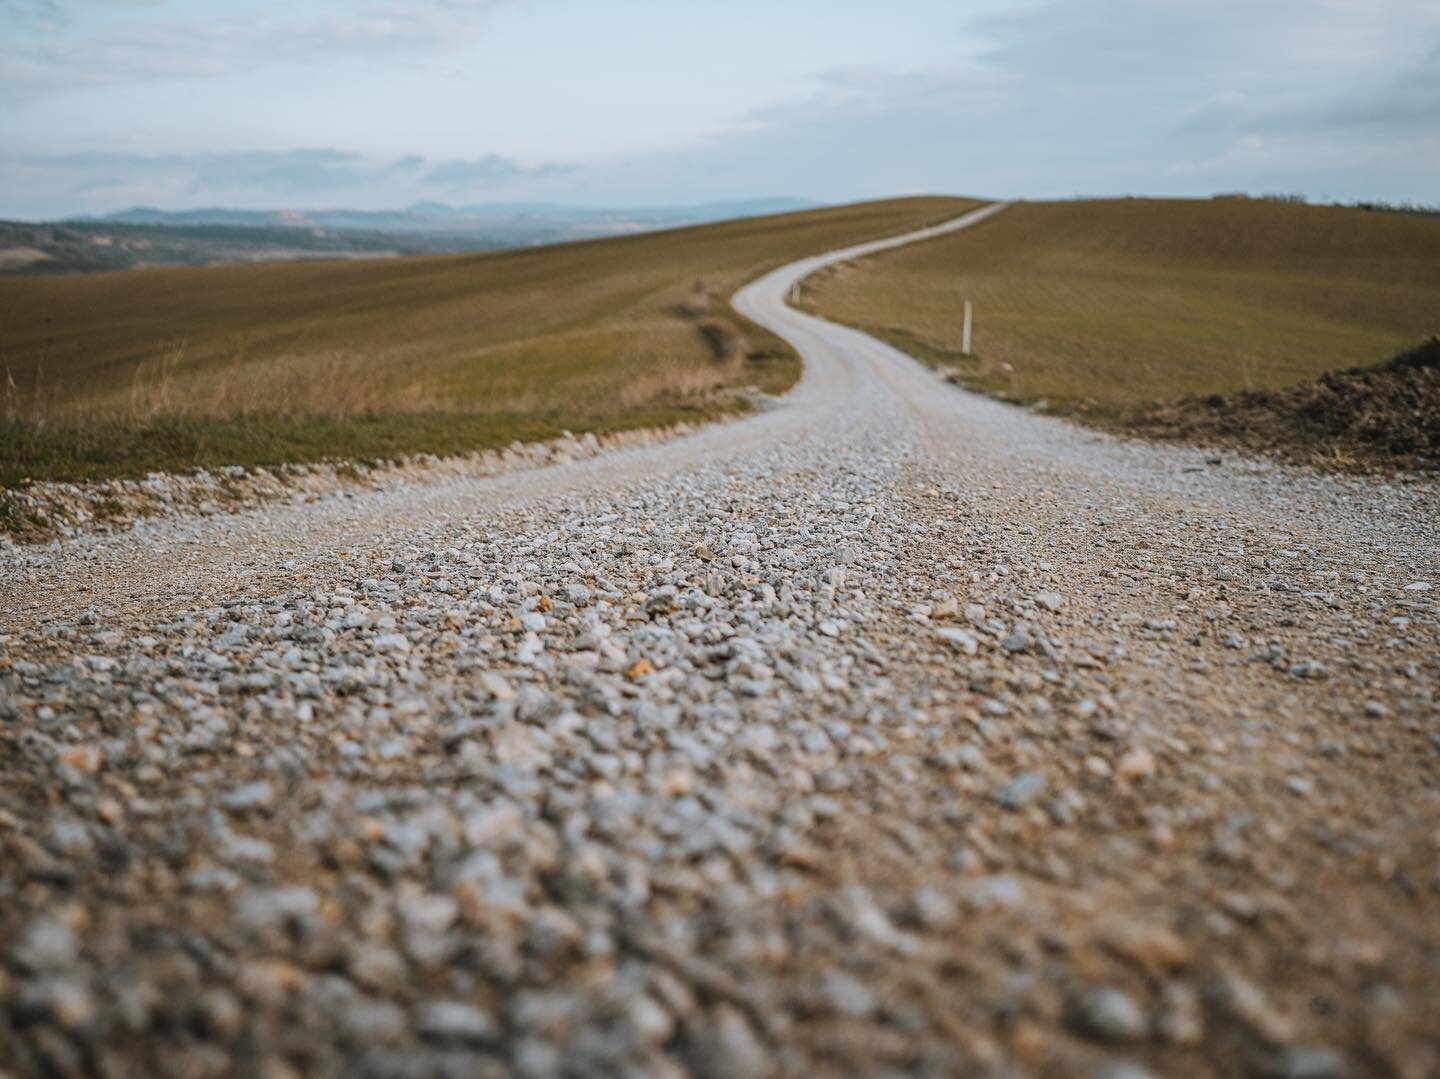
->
[973, 0, 1440, 86]
[0, 0, 64, 32]
[0, 147, 577, 215]
[1165, 37, 1440, 142]
[424, 154, 575, 189]
[1267, 40, 1440, 134]
[546, 1, 1440, 208]
[972, 0, 1293, 85]
[0, 0, 515, 101]
[3, 0, 1437, 215]
[1170, 93, 1250, 138]
[188, 150, 372, 194]
[13, 149, 375, 196]
[383, 155, 428, 175]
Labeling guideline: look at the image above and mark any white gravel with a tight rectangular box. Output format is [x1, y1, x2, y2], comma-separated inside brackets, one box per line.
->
[2, 205, 1437, 1077]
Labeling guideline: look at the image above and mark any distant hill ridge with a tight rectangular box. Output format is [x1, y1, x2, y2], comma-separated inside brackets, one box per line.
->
[1, 198, 819, 274]
[75, 198, 816, 233]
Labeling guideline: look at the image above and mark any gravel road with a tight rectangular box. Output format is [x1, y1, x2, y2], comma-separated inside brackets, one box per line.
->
[3, 205, 1438, 1078]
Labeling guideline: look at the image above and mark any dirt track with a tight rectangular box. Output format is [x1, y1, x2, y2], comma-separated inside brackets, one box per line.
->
[2, 205, 1437, 1077]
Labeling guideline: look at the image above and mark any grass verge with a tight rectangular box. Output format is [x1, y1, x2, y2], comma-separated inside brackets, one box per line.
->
[0, 406, 734, 489]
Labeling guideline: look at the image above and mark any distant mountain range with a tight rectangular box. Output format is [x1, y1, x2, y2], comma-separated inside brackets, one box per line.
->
[0, 198, 815, 274]
[75, 198, 815, 234]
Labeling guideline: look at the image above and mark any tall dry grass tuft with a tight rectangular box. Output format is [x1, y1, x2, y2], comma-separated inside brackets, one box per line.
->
[154, 348, 435, 419]
[1, 361, 61, 426]
[611, 339, 750, 412]
[695, 317, 750, 364]
[673, 281, 713, 319]
[19, 345, 440, 425]
[2, 367, 16, 424]
[1, 312, 760, 441]
[126, 341, 183, 420]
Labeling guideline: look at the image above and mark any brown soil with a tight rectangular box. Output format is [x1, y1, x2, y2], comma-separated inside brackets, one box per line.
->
[1125, 338, 1440, 472]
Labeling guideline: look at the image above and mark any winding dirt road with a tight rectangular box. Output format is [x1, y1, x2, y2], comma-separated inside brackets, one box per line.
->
[2, 207, 1437, 1077]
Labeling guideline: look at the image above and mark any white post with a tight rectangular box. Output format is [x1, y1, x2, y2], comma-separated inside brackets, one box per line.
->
[789, 282, 799, 305]
[962, 301, 973, 356]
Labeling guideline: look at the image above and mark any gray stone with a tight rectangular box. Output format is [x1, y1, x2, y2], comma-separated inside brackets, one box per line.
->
[1067, 986, 1147, 1043]
[995, 770, 1046, 809]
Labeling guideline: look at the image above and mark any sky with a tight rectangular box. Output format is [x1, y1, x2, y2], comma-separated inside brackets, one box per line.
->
[1, 0, 1438, 218]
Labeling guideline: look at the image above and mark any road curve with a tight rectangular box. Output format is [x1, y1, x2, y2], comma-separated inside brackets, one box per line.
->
[1, 209, 1437, 1076]
[1, 203, 1011, 632]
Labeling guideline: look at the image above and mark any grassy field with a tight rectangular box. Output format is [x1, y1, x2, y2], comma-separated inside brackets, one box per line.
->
[804, 198, 1440, 418]
[0, 196, 974, 485]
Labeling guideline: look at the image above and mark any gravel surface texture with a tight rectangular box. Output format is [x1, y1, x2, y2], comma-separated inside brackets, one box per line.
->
[2, 204, 1438, 1078]
[0, 424, 701, 545]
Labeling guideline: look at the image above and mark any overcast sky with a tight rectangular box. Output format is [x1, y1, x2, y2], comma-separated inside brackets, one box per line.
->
[2, 0, 1437, 218]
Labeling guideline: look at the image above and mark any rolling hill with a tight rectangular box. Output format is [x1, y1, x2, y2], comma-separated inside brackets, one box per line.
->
[804, 197, 1440, 419]
[0, 196, 972, 484]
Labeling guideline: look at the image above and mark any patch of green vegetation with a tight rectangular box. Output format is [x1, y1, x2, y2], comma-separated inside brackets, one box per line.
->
[0, 402, 745, 488]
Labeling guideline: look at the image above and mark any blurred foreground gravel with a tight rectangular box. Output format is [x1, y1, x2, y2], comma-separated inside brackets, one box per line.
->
[2, 206, 1437, 1077]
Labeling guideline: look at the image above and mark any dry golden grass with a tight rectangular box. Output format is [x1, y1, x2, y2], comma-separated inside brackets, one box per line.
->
[0, 196, 976, 482]
[805, 198, 1440, 417]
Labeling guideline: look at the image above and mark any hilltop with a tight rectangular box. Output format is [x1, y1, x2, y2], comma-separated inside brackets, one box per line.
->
[805, 196, 1440, 467]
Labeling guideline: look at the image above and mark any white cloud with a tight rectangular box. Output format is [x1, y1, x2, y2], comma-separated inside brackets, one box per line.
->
[0, 0, 64, 31]
[0, 147, 573, 214]
[424, 154, 574, 188]
[540, 1, 1440, 207]
[0, 0, 515, 101]
[1267, 41, 1440, 134]
[1, 0, 1436, 215]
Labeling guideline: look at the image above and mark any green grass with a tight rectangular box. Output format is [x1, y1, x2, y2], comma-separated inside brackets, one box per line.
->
[0, 196, 977, 485]
[804, 198, 1440, 418]
[0, 408, 735, 487]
